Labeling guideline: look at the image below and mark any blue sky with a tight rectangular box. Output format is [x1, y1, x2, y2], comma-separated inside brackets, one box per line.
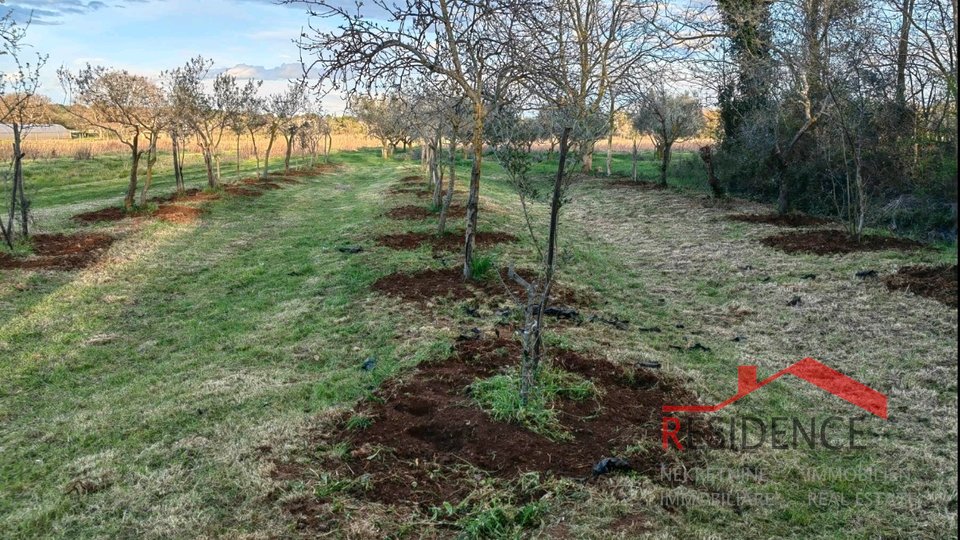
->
[4, 0, 349, 110]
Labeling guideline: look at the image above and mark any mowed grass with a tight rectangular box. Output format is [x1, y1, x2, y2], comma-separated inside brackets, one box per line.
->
[0, 150, 460, 536]
[1, 147, 957, 538]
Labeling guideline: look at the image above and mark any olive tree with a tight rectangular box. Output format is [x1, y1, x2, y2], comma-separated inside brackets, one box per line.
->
[59, 65, 164, 210]
[632, 89, 704, 186]
[351, 94, 412, 159]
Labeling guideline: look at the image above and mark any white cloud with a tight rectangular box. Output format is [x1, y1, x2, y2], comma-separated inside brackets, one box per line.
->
[209, 63, 305, 81]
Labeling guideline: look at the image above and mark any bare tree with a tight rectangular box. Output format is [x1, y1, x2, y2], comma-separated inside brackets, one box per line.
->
[294, 0, 527, 279]
[59, 65, 164, 210]
[0, 10, 46, 247]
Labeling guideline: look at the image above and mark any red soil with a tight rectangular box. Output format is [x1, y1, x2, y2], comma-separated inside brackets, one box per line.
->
[760, 230, 923, 255]
[375, 231, 517, 252]
[0, 233, 114, 270]
[883, 264, 958, 307]
[384, 204, 468, 221]
[150, 188, 220, 204]
[275, 337, 708, 518]
[371, 266, 585, 307]
[224, 185, 264, 197]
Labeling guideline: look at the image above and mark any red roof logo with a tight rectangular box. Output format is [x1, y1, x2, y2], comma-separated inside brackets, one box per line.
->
[663, 358, 888, 419]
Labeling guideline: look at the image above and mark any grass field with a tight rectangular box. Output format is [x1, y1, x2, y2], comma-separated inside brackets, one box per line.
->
[1, 148, 956, 538]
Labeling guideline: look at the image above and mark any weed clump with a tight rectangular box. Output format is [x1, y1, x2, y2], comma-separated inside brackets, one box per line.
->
[469, 364, 596, 440]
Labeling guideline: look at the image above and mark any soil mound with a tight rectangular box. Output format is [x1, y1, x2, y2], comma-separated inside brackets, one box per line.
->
[0, 233, 114, 270]
[760, 230, 923, 255]
[883, 264, 957, 307]
[276, 338, 706, 512]
[375, 231, 516, 252]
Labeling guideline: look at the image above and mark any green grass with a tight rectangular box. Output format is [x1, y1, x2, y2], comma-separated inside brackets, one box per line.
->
[470, 364, 596, 440]
[0, 146, 956, 538]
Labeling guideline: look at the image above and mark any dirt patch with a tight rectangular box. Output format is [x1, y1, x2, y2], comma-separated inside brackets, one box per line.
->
[150, 188, 220, 204]
[268, 163, 337, 179]
[384, 204, 467, 221]
[375, 231, 516, 252]
[606, 180, 669, 190]
[399, 174, 424, 183]
[760, 230, 923, 255]
[372, 266, 584, 307]
[241, 178, 285, 189]
[0, 233, 114, 270]
[883, 264, 957, 307]
[727, 212, 831, 227]
[73, 202, 206, 224]
[387, 185, 428, 195]
[154, 205, 203, 224]
[224, 185, 264, 197]
[72, 206, 144, 223]
[276, 338, 707, 513]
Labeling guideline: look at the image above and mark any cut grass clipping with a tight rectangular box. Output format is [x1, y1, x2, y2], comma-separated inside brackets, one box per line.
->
[469, 364, 597, 441]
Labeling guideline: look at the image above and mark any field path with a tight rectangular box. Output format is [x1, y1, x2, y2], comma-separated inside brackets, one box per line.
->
[564, 181, 958, 537]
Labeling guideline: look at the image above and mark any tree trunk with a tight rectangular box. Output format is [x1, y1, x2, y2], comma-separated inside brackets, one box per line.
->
[894, 0, 915, 107]
[699, 145, 724, 198]
[581, 140, 595, 173]
[463, 101, 483, 280]
[139, 137, 158, 206]
[659, 143, 672, 186]
[518, 127, 572, 405]
[323, 133, 331, 163]
[203, 149, 216, 189]
[438, 130, 457, 235]
[606, 92, 615, 176]
[431, 136, 443, 209]
[284, 133, 294, 173]
[631, 138, 638, 182]
[172, 136, 184, 194]
[263, 130, 277, 178]
[236, 133, 242, 181]
[249, 128, 261, 178]
[775, 165, 789, 215]
[125, 134, 141, 211]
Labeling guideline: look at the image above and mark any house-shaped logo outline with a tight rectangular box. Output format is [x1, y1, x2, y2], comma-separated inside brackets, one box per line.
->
[662, 358, 888, 419]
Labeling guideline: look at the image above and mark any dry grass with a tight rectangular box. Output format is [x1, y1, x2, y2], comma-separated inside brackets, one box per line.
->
[564, 182, 958, 537]
[2, 133, 380, 161]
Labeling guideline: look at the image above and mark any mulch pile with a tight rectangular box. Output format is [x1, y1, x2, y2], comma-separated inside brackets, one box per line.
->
[153, 205, 204, 224]
[384, 204, 467, 221]
[760, 230, 923, 255]
[150, 188, 220, 204]
[371, 266, 584, 307]
[0, 233, 114, 270]
[224, 185, 264, 197]
[727, 212, 831, 227]
[883, 264, 957, 307]
[241, 178, 284, 190]
[375, 231, 516, 252]
[73, 203, 205, 224]
[276, 337, 708, 517]
[606, 180, 669, 190]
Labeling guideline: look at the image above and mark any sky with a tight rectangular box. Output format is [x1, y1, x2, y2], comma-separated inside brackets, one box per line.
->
[3, 0, 350, 111]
